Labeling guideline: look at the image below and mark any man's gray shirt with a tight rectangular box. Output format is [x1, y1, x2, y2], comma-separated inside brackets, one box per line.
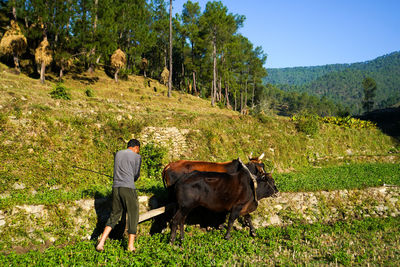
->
[113, 149, 141, 189]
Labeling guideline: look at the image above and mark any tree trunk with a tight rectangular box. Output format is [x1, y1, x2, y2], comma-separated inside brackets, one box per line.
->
[168, 0, 173, 97]
[211, 37, 217, 106]
[13, 51, 20, 72]
[225, 81, 230, 108]
[40, 62, 46, 84]
[59, 66, 64, 82]
[240, 90, 243, 114]
[181, 62, 185, 92]
[252, 78, 255, 108]
[218, 78, 222, 102]
[192, 71, 197, 95]
[244, 78, 248, 111]
[12, 5, 17, 20]
[115, 68, 119, 83]
[234, 94, 237, 111]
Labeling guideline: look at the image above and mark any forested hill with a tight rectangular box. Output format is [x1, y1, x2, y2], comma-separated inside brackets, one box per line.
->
[265, 52, 400, 114]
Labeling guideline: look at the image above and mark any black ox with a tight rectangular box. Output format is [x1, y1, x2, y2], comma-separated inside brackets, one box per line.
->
[169, 159, 278, 244]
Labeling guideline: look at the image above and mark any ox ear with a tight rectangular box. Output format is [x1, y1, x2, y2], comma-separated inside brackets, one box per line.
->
[258, 153, 265, 160]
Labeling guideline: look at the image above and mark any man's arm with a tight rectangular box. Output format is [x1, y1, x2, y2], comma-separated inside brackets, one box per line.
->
[134, 156, 141, 182]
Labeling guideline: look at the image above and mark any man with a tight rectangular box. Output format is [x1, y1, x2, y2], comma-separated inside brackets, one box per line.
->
[96, 139, 142, 252]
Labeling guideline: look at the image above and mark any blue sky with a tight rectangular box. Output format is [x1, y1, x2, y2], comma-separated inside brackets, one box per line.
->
[172, 0, 400, 68]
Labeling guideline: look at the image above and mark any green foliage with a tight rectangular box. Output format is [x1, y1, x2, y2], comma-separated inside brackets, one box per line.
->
[292, 115, 377, 130]
[320, 116, 377, 129]
[362, 77, 377, 113]
[85, 88, 94, 97]
[140, 143, 167, 179]
[266, 51, 400, 114]
[274, 163, 400, 192]
[0, 112, 8, 129]
[294, 113, 320, 136]
[1, 217, 399, 266]
[50, 83, 71, 100]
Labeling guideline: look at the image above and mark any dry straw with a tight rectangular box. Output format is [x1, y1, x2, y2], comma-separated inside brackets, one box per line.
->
[161, 67, 169, 85]
[111, 49, 126, 69]
[0, 20, 27, 57]
[141, 58, 148, 69]
[35, 38, 53, 66]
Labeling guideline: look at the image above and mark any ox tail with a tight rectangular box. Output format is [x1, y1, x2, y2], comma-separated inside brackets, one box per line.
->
[162, 164, 171, 188]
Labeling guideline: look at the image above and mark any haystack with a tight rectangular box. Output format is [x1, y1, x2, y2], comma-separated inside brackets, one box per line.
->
[111, 49, 126, 83]
[161, 67, 169, 85]
[111, 49, 126, 69]
[141, 58, 148, 77]
[0, 20, 27, 71]
[35, 38, 52, 66]
[35, 37, 53, 83]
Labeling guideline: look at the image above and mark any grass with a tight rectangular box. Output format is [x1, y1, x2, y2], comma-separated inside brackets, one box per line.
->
[275, 162, 400, 192]
[1, 217, 399, 266]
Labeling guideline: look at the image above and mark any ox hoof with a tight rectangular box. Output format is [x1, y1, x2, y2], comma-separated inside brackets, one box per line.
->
[250, 231, 256, 237]
[224, 235, 231, 240]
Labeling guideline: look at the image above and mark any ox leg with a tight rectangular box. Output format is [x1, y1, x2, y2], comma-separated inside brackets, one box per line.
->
[170, 209, 182, 245]
[179, 208, 191, 243]
[225, 206, 242, 240]
[244, 214, 256, 237]
[170, 207, 191, 245]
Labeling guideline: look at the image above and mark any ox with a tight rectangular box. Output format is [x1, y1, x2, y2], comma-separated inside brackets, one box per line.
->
[169, 160, 278, 244]
[162, 153, 267, 188]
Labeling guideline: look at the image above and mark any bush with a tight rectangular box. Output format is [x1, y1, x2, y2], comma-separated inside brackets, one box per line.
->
[85, 88, 94, 97]
[140, 143, 167, 179]
[50, 84, 71, 100]
[320, 116, 376, 129]
[295, 114, 319, 136]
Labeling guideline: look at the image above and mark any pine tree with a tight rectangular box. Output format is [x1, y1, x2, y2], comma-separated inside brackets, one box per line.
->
[362, 77, 377, 113]
[200, 1, 244, 106]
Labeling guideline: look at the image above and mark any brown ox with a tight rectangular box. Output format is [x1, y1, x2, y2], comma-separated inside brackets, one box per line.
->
[169, 160, 278, 244]
[162, 153, 267, 188]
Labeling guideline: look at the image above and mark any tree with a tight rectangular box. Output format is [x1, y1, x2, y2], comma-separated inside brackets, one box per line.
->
[200, 1, 244, 106]
[111, 49, 126, 83]
[0, 20, 27, 72]
[362, 77, 377, 113]
[35, 37, 52, 83]
[168, 0, 173, 97]
[181, 0, 201, 95]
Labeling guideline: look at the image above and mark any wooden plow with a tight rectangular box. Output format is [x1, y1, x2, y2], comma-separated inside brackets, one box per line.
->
[138, 203, 176, 223]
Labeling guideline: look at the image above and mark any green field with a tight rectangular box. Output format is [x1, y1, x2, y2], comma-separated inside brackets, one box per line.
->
[2, 217, 399, 266]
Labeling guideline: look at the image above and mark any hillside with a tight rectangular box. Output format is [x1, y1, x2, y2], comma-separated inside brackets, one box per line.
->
[1, 64, 398, 201]
[265, 51, 400, 114]
[1, 64, 400, 259]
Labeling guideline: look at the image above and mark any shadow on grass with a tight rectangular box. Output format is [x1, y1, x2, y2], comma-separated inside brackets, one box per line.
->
[87, 186, 235, 243]
[71, 74, 99, 85]
[358, 107, 400, 142]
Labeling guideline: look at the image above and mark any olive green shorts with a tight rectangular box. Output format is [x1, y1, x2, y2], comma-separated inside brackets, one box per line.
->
[106, 187, 139, 234]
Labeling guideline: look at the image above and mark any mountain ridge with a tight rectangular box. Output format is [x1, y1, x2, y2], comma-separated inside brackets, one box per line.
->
[264, 51, 400, 114]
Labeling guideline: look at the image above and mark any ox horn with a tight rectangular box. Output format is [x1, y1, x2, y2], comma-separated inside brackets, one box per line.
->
[248, 152, 253, 160]
[258, 153, 265, 160]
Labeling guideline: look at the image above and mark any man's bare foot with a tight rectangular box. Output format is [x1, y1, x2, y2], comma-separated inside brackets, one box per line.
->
[127, 247, 136, 253]
[96, 244, 104, 252]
